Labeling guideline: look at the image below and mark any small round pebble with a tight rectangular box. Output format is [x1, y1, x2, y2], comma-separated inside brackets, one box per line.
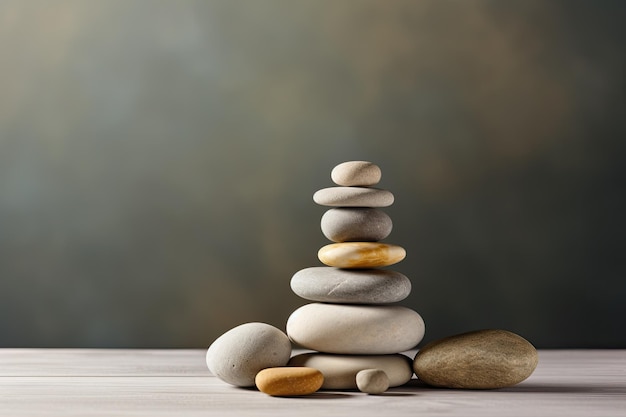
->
[255, 367, 324, 397]
[331, 161, 382, 186]
[321, 208, 392, 242]
[318, 242, 406, 268]
[413, 329, 539, 389]
[206, 322, 292, 387]
[356, 369, 390, 394]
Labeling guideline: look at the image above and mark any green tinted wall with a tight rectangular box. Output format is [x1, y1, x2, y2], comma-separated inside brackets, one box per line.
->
[0, 0, 624, 348]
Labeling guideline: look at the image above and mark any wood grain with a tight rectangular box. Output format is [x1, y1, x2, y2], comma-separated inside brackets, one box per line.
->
[0, 349, 624, 416]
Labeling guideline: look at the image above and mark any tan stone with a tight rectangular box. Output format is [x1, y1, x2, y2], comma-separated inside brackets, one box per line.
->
[255, 367, 323, 396]
[331, 161, 382, 186]
[413, 329, 539, 389]
[318, 242, 406, 268]
[313, 187, 394, 207]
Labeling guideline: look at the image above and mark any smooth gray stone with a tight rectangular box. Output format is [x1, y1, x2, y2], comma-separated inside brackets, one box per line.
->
[288, 353, 413, 390]
[290, 267, 411, 304]
[321, 208, 392, 242]
[313, 187, 394, 207]
[206, 322, 292, 387]
[286, 303, 425, 354]
[331, 161, 382, 186]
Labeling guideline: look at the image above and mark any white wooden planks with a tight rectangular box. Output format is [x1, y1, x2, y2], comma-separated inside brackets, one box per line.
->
[0, 349, 624, 417]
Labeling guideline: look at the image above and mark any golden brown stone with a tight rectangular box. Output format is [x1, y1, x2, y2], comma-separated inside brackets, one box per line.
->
[318, 242, 406, 268]
[413, 329, 539, 389]
[255, 367, 324, 396]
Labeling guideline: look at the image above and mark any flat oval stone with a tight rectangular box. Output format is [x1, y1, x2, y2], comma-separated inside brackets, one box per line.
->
[356, 369, 389, 394]
[290, 267, 411, 304]
[206, 322, 292, 387]
[255, 367, 324, 396]
[288, 353, 413, 389]
[321, 208, 392, 242]
[313, 187, 394, 207]
[286, 303, 425, 354]
[331, 161, 382, 186]
[413, 329, 539, 389]
[318, 242, 406, 268]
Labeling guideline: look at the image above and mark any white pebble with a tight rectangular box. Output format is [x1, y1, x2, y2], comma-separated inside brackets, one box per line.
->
[331, 161, 382, 186]
[356, 369, 390, 394]
[206, 322, 292, 387]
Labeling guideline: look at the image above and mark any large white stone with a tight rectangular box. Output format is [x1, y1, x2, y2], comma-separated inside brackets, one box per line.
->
[206, 322, 292, 387]
[321, 208, 392, 242]
[290, 267, 411, 304]
[286, 303, 425, 354]
[288, 352, 413, 389]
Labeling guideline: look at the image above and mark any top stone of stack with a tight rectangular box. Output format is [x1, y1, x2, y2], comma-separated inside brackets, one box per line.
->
[314, 161, 393, 207]
[331, 161, 382, 186]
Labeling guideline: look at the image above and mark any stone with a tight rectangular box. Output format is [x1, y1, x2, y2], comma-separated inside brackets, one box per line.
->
[255, 367, 324, 396]
[313, 187, 394, 207]
[286, 303, 425, 354]
[356, 369, 390, 394]
[206, 322, 292, 387]
[288, 353, 413, 390]
[290, 267, 411, 304]
[318, 242, 406, 268]
[331, 161, 382, 186]
[321, 208, 392, 242]
[413, 329, 539, 389]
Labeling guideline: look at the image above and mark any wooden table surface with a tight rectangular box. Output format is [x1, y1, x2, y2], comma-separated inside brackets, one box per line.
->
[0, 349, 624, 416]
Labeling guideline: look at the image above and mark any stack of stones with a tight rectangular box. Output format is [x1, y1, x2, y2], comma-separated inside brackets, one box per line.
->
[206, 160, 538, 395]
[287, 161, 425, 390]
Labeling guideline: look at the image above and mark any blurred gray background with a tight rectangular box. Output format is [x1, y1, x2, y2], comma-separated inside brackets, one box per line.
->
[1, 0, 624, 348]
